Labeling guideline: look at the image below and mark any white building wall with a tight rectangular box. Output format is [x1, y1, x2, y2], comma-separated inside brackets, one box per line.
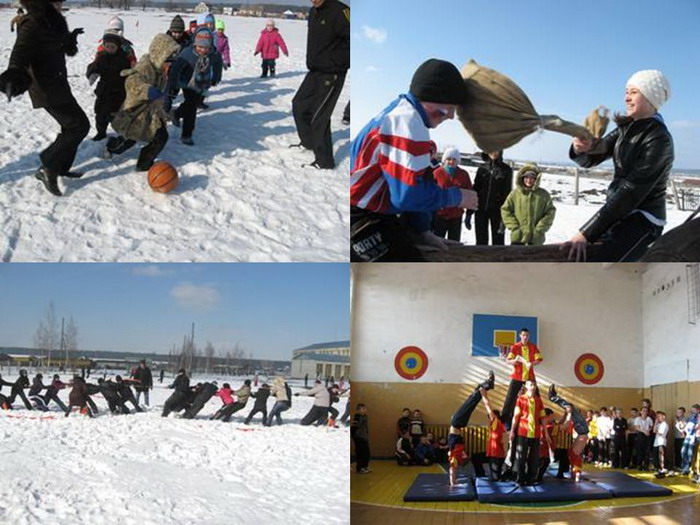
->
[351, 263, 644, 388]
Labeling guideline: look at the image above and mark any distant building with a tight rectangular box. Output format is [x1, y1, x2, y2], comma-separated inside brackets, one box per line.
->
[194, 2, 210, 14]
[291, 340, 350, 380]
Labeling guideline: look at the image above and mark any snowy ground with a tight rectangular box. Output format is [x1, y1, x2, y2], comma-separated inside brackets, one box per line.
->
[454, 168, 695, 245]
[0, 372, 350, 525]
[0, 9, 350, 262]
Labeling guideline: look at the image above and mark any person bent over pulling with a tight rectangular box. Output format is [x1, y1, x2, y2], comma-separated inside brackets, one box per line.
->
[448, 370, 495, 486]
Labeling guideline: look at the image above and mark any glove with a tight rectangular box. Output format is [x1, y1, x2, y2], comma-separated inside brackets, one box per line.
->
[65, 28, 84, 57]
[88, 73, 99, 86]
[413, 231, 449, 253]
[163, 96, 173, 113]
[464, 215, 472, 230]
[459, 189, 478, 210]
[0, 68, 32, 101]
[147, 86, 164, 101]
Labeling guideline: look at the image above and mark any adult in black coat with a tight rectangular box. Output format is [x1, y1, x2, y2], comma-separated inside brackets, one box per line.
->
[244, 383, 271, 425]
[183, 382, 218, 419]
[468, 151, 513, 245]
[97, 378, 129, 414]
[115, 375, 143, 412]
[7, 369, 33, 410]
[0, 0, 89, 196]
[162, 368, 190, 417]
[133, 359, 153, 406]
[566, 70, 674, 262]
[291, 0, 349, 169]
[85, 33, 131, 141]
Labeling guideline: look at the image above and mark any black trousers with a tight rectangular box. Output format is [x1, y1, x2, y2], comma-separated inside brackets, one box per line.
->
[292, 70, 346, 168]
[217, 401, 247, 422]
[261, 58, 276, 77]
[548, 392, 589, 435]
[43, 393, 67, 411]
[514, 436, 540, 484]
[244, 406, 268, 425]
[612, 435, 627, 468]
[175, 88, 203, 139]
[555, 448, 570, 477]
[450, 386, 482, 428]
[433, 216, 462, 242]
[536, 457, 550, 482]
[636, 434, 651, 468]
[501, 379, 524, 431]
[95, 112, 111, 136]
[488, 457, 504, 481]
[627, 433, 638, 466]
[40, 96, 90, 174]
[590, 211, 664, 262]
[300, 405, 329, 426]
[343, 101, 350, 122]
[353, 437, 370, 471]
[350, 207, 425, 262]
[475, 208, 505, 245]
[8, 389, 33, 410]
[107, 125, 169, 171]
[675, 437, 685, 469]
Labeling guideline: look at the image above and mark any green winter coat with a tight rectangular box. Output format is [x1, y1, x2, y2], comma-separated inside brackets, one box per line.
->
[500, 165, 556, 245]
[111, 33, 179, 142]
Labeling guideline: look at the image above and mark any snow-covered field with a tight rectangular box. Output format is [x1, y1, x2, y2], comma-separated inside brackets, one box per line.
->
[0, 372, 350, 525]
[454, 168, 695, 245]
[0, 9, 350, 262]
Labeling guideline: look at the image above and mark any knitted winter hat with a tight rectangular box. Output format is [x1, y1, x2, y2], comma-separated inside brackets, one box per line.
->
[169, 15, 185, 32]
[442, 147, 460, 163]
[626, 70, 670, 111]
[215, 18, 225, 31]
[204, 13, 215, 25]
[197, 12, 215, 26]
[102, 32, 122, 47]
[193, 27, 213, 48]
[409, 59, 466, 105]
[107, 16, 124, 35]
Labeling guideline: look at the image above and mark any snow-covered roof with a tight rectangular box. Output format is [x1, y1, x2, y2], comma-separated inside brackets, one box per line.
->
[293, 340, 350, 351]
[292, 353, 349, 364]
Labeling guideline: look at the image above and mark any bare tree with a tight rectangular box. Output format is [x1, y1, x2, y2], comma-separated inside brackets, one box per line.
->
[64, 316, 79, 366]
[204, 341, 215, 375]
[33, 301, 59, 370]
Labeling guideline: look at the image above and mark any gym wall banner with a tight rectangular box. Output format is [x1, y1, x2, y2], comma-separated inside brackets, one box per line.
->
[394, 346, 429, 380]
[472, 314, 538, 357]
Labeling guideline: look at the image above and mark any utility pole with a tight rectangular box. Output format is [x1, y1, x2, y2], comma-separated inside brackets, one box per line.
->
[61, 317, 67, 369]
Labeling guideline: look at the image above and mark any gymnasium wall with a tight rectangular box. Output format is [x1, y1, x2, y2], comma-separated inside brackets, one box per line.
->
[350, 263, 648, 457]
[642, 263, 700, 386]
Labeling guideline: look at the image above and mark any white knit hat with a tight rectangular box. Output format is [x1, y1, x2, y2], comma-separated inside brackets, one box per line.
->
[107, 16, 124, 35]
[442, 147, 460, 164]
[626, 70, 670, 111]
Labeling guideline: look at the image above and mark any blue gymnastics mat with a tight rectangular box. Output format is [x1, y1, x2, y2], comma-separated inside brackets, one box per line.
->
[583, 471, 673, 497]
[475, 477, 613, 503]
[403, 474, 476, 502]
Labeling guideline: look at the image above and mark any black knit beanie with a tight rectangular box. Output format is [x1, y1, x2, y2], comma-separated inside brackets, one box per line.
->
[409, 58, 466, 104]
[170, 15, 185, 32]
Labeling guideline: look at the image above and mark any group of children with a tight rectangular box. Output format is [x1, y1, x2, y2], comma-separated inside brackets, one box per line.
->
[85, 13, 289, 163]
[431, 147, 556, 246]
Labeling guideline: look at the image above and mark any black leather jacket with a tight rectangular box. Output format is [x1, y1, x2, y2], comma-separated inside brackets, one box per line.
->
[474, 152, 513, 211]
[570, 116, 674, 242]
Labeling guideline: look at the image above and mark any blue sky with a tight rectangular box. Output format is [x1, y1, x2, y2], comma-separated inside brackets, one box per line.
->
[0, 264, 349, 359]
[352, 0, 700, 169]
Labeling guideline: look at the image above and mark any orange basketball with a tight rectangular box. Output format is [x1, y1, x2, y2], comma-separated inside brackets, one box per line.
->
[147, 161, 178, 193]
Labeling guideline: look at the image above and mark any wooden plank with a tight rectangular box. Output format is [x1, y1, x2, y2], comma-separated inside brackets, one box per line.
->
[424, 243, 604, 262]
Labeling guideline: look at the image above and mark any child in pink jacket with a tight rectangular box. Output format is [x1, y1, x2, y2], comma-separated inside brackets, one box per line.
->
[211, 382, 235, 419]
[254, 19, 288, 78]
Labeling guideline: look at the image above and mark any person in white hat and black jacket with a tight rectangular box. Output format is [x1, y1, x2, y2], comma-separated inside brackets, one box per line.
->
[566, 69, 674, 262]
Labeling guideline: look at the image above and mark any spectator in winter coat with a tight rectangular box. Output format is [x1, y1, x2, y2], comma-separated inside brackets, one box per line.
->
[95, 17, 137, 68]
[133, 359, 153, 406]
[266, 377, 292, 426]
[106, 33, 180, 171]
[468, 151, 513, 245]
[254, 19, 288, 78]
[167, 15, 191, 51]
[43, 374, 68, 411]
[165, 27, 223, 146]
[297, 379, 331, 426]
[214, 19, 231, 70]
[213, 380, 251, 422]
[28, 373, 49, 411]
[566, 70, 674, 262]
[350, 59, 479, 261]
[65, 376, 94, 417]
[351, 403, 371, 473]
[432, 147, 473, 242]
[10, 8, 24, 32]
[162, 368, 191, 417]
[244, 383, 271, 424]
[0, 0, 89, 196]
[501, 164, 556, 246]
[291, 0, 349, 170]
[86, 32, 131, 141]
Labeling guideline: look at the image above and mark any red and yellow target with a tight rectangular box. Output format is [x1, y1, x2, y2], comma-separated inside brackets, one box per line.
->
[574, 353, 604, 385]
[394, 346, 429, 380]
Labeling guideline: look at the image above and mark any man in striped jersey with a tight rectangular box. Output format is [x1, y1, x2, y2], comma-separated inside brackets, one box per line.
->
[350, 58, 479, 261]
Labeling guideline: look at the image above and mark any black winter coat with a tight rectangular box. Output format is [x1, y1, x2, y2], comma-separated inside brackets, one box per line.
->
[570, 116, 674, 242]
[28, 376, 46, 396]
[133, 366, 153, 392]
[170, 374, 190, 394]
[86, 49, 131, 116]
[251, 386, 270, 409]
[474, 153, 513, 212]
[306, 0, 350, 73]
[12, 375, 30, 396]
[8, 0, 80, 108]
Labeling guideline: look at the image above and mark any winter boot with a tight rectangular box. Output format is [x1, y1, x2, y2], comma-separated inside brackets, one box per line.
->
[60, 171, 84, 179]
[170, 109, 181, 128]
[34, 166, 62, 196]
[548, 383, 558, 402]
[269, 66, 275, 77]
[92, 131, 107, 141]
[181, 136, 194, 146]
[479, 370, 495, 391]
